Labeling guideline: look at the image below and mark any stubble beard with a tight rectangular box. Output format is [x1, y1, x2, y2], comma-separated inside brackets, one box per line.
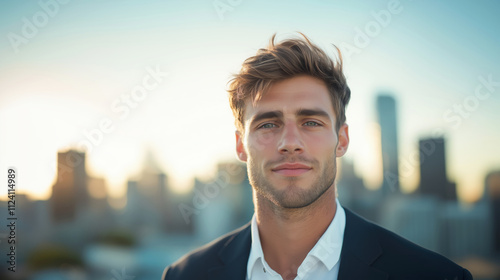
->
[248, 155, 337, 209]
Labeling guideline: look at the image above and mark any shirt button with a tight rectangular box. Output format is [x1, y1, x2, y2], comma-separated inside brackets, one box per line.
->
[263, 267, 266, 273]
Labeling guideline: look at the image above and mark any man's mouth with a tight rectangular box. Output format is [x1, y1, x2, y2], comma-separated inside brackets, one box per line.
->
[271, 163, 312, 177]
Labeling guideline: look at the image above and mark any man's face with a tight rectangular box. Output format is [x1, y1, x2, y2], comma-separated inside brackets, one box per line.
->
[236, 75, 349, 209]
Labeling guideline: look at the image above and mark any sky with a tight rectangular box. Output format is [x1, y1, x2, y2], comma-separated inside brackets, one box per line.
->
[0, 0, 499, 203]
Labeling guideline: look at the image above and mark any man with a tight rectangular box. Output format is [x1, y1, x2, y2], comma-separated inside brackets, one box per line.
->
[163, 34, 473, 280]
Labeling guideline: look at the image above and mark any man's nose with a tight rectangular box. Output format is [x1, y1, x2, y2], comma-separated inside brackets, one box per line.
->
[277, 122, 304, 154]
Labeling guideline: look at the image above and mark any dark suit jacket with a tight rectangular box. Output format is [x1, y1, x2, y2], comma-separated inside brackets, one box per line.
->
[163, 208, 473, 279]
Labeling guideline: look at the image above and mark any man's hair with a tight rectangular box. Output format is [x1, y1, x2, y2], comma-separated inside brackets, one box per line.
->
[228, 33, 351, 133]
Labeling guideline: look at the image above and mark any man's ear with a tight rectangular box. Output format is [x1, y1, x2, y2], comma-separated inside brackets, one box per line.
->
[336, 124, 349, 157]
[235, 130, 248, 162]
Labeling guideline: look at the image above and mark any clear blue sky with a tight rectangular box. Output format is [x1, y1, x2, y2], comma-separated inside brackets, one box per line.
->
[1, 0, 499, 203]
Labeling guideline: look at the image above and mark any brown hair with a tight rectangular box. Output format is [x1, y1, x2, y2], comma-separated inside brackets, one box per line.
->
[228, 33, 351, 133]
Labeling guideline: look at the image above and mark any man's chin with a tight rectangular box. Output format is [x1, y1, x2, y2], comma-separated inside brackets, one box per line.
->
[274, 197, 317, 209]
[268, 188, 318, 208]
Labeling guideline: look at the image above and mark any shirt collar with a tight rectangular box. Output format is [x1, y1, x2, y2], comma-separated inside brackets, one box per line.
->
[247, 212, 264, 279]
[246, 199, 346, 278]
[307, 200, 345, 271]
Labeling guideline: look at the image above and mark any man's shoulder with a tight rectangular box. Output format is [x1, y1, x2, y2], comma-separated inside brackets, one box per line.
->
[344, 208, 473, 279]
[162, 222, 251, 280]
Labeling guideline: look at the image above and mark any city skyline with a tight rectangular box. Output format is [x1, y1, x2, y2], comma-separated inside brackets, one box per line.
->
[1, 0, 499, 203]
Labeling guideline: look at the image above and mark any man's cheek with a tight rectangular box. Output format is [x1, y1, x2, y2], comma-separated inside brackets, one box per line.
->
[252, 133, 275, 151]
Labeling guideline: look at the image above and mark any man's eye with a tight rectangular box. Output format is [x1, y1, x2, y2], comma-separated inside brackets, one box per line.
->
[259, 123, 277, 129]
[304, 121, 320, 126]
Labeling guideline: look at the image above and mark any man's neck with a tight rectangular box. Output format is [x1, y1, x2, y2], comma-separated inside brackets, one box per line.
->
[254, 186, 337, 279]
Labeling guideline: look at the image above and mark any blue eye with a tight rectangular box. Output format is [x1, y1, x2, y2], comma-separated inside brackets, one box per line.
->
[259, 123, 277, 129]
[304, 121, 320, 126]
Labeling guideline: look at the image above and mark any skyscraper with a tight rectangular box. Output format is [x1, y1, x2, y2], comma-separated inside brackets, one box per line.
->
[376, 95, 400, 194]
[50, 150, 88, 222]
[418, 137, 457, 200]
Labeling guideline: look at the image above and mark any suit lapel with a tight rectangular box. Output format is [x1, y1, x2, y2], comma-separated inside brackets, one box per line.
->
[207, 223, 252, 280]
[338, 209, 388, 280]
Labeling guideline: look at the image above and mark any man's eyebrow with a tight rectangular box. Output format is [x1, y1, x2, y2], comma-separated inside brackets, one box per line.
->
[249, 110, 283, 126]
[296, 108, 331, 119]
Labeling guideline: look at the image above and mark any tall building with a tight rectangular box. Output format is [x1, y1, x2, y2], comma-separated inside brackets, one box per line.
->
[485, 170, 500, 256]
[376, 95, 400, 194]
[50, 150, 88, 222]
[418, 137, 457, 200]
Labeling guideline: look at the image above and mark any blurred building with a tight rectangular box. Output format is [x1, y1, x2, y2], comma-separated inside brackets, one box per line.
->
[215, 161, 253, 223]
[86, 176, 113, 221]
[125, 153, 166, 233]
[376, 95, 400, 194]
[378, 196, 441, 253]
[485, 170, 500, 256]
[418, 137, 457, 201]
[194, 161, 253, 243]
[337, 158, 381, 222]
[50, 150, 89, 222]
[31, 199, 53, 245]
[125, 180, 142, 226]
[337, 158, 365, 204]
[124, 150, 193, 234]
[440, 201, 492, 259]
[163, 179, 194, 234]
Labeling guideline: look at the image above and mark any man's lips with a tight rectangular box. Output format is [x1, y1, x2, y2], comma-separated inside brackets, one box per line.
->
[271, 163, 312, 176]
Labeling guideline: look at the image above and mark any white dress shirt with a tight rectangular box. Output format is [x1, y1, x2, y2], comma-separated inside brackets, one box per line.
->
[246, 199, 346, 280]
